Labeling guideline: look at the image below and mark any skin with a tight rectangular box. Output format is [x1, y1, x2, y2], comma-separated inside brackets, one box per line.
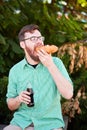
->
[7, 29, 73, 111]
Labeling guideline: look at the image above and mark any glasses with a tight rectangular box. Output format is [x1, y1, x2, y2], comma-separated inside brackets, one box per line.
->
[22, 36, 45, 42]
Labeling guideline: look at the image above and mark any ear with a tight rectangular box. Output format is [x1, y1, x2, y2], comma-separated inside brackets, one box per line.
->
[20, 41, 25, 49]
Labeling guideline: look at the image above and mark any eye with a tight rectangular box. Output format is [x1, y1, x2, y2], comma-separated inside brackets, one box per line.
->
[30, 37, 37, 41]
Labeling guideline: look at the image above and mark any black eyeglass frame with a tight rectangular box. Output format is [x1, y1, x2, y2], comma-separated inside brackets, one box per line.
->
[22, 36, 45, 42]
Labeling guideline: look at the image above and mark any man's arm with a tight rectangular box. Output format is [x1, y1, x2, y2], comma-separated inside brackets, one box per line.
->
[37, 49, 73, 99]
[47, 62, 73, 99]
[7, 91, 31, 111]
[7, 96, 21, 111]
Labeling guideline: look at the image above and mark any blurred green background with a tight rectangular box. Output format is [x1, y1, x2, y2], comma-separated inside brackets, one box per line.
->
[0, 0, 87, 130]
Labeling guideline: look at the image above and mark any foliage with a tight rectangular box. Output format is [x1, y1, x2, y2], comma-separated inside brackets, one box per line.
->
[58, 41, 87, 129]
[57, 39, 87, 73]
[0, 76, 13, 124]
[62, 84, 87, 122]
[78, 0, 87, 7]
[0, 1, 87, 130]
[62, 88, 81, 122]
[0, 0, 86, 76]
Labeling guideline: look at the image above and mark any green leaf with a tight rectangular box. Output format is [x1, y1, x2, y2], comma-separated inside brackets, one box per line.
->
[10, 40, 23, 54]
[0, 34, 6, 45]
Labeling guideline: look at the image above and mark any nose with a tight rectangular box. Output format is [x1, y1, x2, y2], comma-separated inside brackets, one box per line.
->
[37, 38, 43, 42]
[33, 40, 43, 47]
[36, 41, 44, 46]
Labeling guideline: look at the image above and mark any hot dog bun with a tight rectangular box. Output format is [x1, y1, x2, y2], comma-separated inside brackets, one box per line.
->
[35, 45, 58, 54]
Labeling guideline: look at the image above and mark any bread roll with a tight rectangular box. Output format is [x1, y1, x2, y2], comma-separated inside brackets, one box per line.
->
[35, 45, 58, 54]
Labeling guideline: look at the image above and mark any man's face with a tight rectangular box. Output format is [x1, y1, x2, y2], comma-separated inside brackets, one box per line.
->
[22, 30, 44, 61]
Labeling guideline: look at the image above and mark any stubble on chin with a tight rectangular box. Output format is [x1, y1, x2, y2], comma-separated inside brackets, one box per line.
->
[25, 46, 40, 62]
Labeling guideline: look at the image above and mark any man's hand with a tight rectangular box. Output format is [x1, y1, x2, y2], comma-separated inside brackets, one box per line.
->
[18, 90, 31, 105]
[37, 49, 53, 68]
[7, 90, 31, 111]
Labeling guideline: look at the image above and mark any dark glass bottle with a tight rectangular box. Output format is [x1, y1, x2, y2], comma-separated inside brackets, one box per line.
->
[27, 88, 34, 107]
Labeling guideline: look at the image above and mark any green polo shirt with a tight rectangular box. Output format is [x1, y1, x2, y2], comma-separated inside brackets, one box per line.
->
[6, 57, 72, 130]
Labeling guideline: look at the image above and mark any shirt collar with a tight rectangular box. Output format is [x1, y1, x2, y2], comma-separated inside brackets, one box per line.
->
[21, 58, 28, 68]
[22, 58, 42, 69]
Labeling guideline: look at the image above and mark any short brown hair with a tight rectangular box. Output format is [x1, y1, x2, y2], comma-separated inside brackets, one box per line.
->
[18, 24, 39, 42]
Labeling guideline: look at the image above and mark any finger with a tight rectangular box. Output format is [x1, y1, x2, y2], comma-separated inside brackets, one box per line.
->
[22, 97, 31, 104]
[19, 91, 31, 103]
[37, 49, 48, 56]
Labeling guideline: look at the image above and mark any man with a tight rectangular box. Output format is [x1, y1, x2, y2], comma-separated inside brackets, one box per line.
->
[4, 24, 73, 130]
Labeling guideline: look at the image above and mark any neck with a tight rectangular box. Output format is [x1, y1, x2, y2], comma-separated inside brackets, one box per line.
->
[25, 55, 39, 65]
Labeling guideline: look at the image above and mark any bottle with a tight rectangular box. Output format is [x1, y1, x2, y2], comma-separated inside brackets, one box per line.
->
[27, 88, 34, 107]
